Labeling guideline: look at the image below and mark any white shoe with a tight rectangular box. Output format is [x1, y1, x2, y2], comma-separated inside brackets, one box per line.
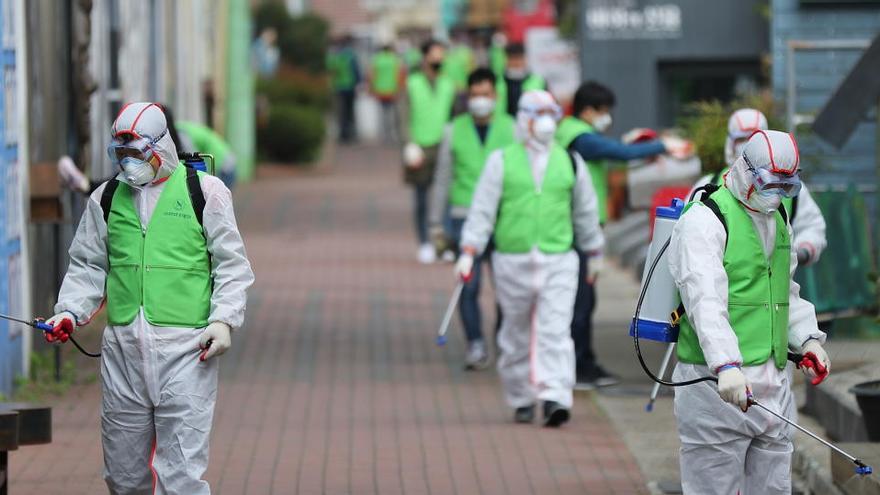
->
[464, 340, 490, 370]
[57, 156, 90, 193]
[440, 250, 456, 263]
[417, 244, 436, 264]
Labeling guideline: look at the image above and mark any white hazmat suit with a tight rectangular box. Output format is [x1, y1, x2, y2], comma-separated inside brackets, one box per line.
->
[669, 131, 827, 494]
[52, 103, 254, 494]
[460, 91, 604, 413]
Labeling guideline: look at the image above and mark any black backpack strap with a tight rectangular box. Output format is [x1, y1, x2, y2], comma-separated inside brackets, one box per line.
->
[701, 194, 728, 246]
[710, 169, 723, 186]
[778, 201, 789, 226]
[789, 194, 799, 223]
[185, 166, 206, 229]
[689, 182, 720, 203]
[100, 179, 121, 224]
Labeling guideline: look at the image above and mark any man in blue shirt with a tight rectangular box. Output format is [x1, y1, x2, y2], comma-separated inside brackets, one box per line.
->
[556, 81, 674, 389]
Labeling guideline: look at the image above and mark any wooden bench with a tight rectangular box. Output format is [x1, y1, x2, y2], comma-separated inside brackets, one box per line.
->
[0, 403, 52, 495]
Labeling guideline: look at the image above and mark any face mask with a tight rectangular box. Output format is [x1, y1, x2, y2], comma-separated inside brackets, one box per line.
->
[532, 115, 557, 144]
[429, 62, 442, 72]
[748, 188, 783, 214]
[468, 96, 495, 119]
[120, 157, 156, 186]
[505, 68, 527, 80]
[593, 113, 612, 133]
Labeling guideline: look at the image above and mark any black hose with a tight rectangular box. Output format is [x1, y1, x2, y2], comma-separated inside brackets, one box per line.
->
[69, 334, 101, 358]
[632, 237, 718, 386]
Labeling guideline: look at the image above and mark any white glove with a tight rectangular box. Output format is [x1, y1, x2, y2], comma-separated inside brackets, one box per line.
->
[44, 311, 77, 344]
[199, 322, 232, 362]
[717, 366, 751, 411]
[801, 339, 831, 383]
[403, 142, 425, 168]
[586, 252, 604, 284]
[46, 311, 76, 327]
[455, 253, 474, 282]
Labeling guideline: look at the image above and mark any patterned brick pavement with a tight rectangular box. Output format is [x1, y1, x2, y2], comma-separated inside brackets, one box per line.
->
[10, 144, 647, 494]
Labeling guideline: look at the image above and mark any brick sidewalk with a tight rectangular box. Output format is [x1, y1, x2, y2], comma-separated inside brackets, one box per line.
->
[10, 144, 647, 494]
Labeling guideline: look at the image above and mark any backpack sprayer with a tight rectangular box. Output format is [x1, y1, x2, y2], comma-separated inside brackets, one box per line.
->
[631, 195, 872, 476]
[180, 152, 215, 175]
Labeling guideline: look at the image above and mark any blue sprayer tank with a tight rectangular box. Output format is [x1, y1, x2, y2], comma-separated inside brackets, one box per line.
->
[629, 198, 685, 343]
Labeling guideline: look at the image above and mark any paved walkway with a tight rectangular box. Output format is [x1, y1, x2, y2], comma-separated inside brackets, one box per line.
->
[10, 144, 647, 494]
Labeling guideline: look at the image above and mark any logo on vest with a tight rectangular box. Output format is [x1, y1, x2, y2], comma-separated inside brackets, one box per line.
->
[164, 199, 192, 220]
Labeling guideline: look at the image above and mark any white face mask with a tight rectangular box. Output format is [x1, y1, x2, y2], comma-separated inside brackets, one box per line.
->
[748, 188, 783, 214]
[532, 115, 557, 144]
[593, 113, 612, 133]
[120, 157, 156, 186]
[505, 68, 527, 80]
[468, 96, 496, 119]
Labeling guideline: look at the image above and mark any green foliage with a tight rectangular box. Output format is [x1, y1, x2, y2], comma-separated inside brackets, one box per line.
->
[279, 14, 330, 75]
[12, 350, 80, 402]
[256, 73, 330, 110]
[253, 1, 291, 35]
[677, 91, 782, 174]
[253, 3, 329, 74]
[258, 104, 325, 163]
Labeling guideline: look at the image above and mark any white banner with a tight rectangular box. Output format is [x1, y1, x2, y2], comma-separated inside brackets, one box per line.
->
[524, 27, 581, 107]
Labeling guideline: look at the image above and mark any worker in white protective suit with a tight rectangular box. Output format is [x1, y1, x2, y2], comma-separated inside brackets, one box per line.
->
[669, 130, 830, 495]
[44, 102, 254, 494]
[689, 108, 827, 266]
[458, 90, 604, 427]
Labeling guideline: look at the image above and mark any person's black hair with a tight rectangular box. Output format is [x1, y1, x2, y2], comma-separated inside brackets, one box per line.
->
[573, 81, 616, 116]
[421, 38, 445, 56]
[381, 44, 392, 52]
[505, 42, 525, 56]
[467, 67, 496, 87]
[159, 104, 184, 151]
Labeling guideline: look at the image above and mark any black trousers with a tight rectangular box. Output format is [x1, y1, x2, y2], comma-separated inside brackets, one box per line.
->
[571, 250, 597, 377]
[337, 89, 356, 142]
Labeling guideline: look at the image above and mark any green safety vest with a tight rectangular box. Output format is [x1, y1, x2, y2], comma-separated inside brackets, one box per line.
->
[404, 47, 422, 72]
[494, 142, 575, 254]
[177, 121, 231, 174]
[106, 166, 212, 328]
[406, 72, 455, 146]
[555, 117, 609, 223]
[371, 51, 400, 96]
[327, 50, 356, 90]
[496, 74, 546, 116]
[710, 167, 794, 219]
[449, 113, 516, 207]
[442, 46, 474, 91]
[677, 186, 791, 370]
[489, 46, 506, 77]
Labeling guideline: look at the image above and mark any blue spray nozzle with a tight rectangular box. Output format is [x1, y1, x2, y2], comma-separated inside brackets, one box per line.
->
[435, 335, 447, 346]
[645, 402, 654, 412]
[856, 464, 873, 476]
[34, 321, 53, 332]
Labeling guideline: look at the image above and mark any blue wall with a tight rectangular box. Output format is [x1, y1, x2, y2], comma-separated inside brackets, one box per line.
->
[771, 0, 880, 189]
[0, 0, 25, 396]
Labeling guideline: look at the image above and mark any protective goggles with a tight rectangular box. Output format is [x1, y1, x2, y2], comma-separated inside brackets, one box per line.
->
[106, 129, 166, 166]
[519, 102, 563, 121]
[744, 158, 802, 197]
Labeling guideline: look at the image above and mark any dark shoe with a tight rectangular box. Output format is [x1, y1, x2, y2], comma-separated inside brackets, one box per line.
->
[576, 366, 620, 390]
[514, 405, 536, 424]
[542, 401, 570, 428]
